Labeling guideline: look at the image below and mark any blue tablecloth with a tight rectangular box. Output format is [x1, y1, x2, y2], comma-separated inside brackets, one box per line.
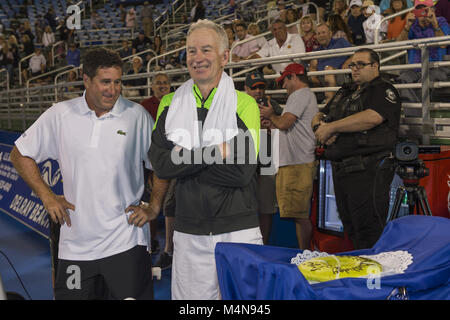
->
[215, 216, 450, 299]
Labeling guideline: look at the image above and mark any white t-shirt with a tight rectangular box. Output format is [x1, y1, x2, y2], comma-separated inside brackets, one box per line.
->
[363, 13, 388, 43]
[279, 87, 318, 167]
[257, 33, 306, 73]
[29, 54, 46, 73]
[15, 93, 154, 261]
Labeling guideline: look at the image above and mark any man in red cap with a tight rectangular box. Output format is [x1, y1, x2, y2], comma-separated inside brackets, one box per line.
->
[259, 63, 318, 250]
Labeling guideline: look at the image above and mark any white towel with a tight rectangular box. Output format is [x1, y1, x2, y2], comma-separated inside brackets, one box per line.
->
[165, 71, 238, 150]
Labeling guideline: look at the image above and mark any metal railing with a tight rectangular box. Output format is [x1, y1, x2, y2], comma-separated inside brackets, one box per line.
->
[374, 7, 415, 44]
[1, 35, 449, 143]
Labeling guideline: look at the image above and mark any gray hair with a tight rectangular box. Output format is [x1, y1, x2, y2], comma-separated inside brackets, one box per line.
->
[187, 19, 229, 53]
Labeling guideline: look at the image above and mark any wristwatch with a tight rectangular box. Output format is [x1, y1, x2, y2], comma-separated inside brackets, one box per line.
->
[434, 26, 442, 32]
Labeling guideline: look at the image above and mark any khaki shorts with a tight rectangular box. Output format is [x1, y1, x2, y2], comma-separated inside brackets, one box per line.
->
[276, 162, 317, 219]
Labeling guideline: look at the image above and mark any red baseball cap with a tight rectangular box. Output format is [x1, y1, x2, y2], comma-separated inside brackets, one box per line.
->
[276, 63, 306, 83]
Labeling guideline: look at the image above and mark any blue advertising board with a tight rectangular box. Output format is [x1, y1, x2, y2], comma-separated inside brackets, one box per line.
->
[0, 131, 63, 239]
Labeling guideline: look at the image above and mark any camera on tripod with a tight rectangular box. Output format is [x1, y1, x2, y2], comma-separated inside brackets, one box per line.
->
[393, 141, 441, 180]
[389, 141, 439, 221]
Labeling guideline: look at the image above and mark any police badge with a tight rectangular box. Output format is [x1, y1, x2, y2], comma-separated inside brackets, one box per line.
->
[385, 88, 397, 103]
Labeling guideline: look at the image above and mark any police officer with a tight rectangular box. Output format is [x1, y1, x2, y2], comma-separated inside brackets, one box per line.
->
[312, 48, 401, 249]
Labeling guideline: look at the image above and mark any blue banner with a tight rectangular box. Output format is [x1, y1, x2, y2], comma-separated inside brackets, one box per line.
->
[0, 131, 63, 239]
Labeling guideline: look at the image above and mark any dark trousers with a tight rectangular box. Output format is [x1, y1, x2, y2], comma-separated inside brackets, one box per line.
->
[332, 158, 394, 250]
[54, 245, 153, 300]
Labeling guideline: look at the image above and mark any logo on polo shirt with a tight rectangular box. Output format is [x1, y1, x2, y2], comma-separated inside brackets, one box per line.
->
[41, 161, 61, 187]
[117, 130, 126, 136]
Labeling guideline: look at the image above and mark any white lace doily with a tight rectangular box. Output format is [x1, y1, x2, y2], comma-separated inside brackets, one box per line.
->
[290, 250, 413, 278]
[360, 250, 413, 276]
[290, 250, 330, 265]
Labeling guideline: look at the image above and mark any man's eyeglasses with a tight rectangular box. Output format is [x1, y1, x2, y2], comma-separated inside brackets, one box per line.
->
[348, 62, 374, 70]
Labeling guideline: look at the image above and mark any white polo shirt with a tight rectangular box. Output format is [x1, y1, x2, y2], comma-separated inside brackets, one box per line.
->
[257, 33, 306, 73]
[15, 93, 154, 261]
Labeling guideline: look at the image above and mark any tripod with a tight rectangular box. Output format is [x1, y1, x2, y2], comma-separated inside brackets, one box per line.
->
[389, 160, 433, 221]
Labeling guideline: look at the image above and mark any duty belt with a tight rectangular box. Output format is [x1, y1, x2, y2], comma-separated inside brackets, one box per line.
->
[333, 150, 393, 174]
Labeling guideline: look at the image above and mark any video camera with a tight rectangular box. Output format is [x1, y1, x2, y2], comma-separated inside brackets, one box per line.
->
[393, 141, 440, 182]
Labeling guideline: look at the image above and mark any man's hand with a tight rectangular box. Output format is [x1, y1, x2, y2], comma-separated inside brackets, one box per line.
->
[314, 121, 336, 145]
[405, 12, 415, 29]
[259, 100, 274, 119]
[43, 194, 75, 227]
[126, 202, 160, 227]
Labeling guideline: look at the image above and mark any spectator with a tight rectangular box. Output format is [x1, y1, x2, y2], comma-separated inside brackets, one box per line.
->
[249, 19, 306, 75]
[247, 23, 268, 52]
[328, 13, 353, 43]
[396, 0, 450, 102]
[8, 35, 20, 70]
[66, 43, 80, 67]
[299, 15, 319, 52]
[225, 0, 238, 15]
[21, 34, 35, 56]
[90, 11, 104, 30]
[259, 63, 317, 250]
[286, 8, 300, 34]
[380, 0, 414, 14]
[174, 39, 187, 67]
[20, 21, 35, 43]
[132, 30, 152, 58]
[309, 23, 352, 102]
[141, 73, 175, 271]
[123, 56, 146, 97]
[362, 1, 388, 43]
[435, 0, 450, 23]
[301, 0, 329, 22]
[152, 34, 164, 56]
[190, 0, 205, 23]
[44, 7, 57, 31]
[141, 1, 154, 38]
[62, 70, 82, 100]
[118, 40, 133, 59]
[42, 25, 56, 64]
[0, 42, 14, 85]
[58, 19, 74, 44]
[332, 0, 349, 20]
[224, 23, 235, 49]
[119, 4, 127, 26]
[141, 73, 171, 120]
[34, 21, 44, 44]
[347, 0, 367, 45]
[385, 0, 409, 41]
[268, 0, 286, 21]
[22, 47, 46, 83]
[126, 8, 137, 30]
[244, 71, 282, 244]
[231, 22, 260, 62]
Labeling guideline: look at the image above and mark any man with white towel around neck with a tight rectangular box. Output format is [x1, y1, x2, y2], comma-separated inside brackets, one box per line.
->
[149, 19, 262, 300]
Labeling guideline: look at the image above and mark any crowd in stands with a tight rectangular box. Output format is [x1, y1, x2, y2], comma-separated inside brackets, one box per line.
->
[0, 0, 449, 100]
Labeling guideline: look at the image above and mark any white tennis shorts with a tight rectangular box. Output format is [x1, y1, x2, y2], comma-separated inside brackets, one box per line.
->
[171, 227, 263, 300]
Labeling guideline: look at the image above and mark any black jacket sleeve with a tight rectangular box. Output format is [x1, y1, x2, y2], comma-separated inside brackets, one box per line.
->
[149, 108, 208, 179]
[197, 127, 258, 188]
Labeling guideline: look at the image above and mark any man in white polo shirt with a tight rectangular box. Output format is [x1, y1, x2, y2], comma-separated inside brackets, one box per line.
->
[10, 48, 161, 300]
[248, 19, 305, 74]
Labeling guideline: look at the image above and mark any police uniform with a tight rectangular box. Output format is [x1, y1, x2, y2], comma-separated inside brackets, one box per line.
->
[321, 76, 401, 249]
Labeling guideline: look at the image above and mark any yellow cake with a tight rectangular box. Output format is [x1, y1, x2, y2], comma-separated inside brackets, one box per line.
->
[297, 255, 383, 282]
